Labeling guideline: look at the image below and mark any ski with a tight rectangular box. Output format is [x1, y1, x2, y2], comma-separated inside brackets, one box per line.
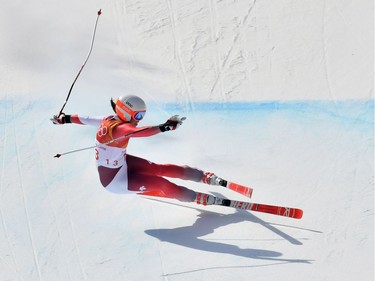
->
[140, 191, 303, 219]
[219, 179, 253, 198]
[213, 197, 303, 219]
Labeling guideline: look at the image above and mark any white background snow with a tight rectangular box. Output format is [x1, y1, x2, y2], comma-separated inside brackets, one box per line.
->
[0, 0, 373, 280]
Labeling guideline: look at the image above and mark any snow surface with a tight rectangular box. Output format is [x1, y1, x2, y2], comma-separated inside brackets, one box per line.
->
[0, 0, 374, 280]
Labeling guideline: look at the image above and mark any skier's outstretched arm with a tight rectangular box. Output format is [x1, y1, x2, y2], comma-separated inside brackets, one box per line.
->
[111, 115, 187, 139]
[50, 114, 104, 126]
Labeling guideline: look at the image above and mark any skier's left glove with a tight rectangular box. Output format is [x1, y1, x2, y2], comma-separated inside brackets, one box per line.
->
[50, 114, 72, 125]
[159, 115, 186, 132]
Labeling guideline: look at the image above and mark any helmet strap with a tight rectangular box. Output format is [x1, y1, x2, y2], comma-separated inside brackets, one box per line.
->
[110, 98, 116, 113]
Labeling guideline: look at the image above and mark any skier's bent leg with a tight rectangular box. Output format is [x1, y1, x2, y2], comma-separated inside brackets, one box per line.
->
[127, 154, 204, 182]
[155, 164, 204, 182]
[128, 173, 196, 202]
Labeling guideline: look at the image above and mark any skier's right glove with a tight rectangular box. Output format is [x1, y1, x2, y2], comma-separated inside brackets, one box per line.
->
[50, 114, 72, 125]
[159, 115, 186, 132]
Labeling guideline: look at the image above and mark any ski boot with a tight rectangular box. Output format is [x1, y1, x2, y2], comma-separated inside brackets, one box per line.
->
[195, 192, 231, 206]
[201, 172, 226, 186]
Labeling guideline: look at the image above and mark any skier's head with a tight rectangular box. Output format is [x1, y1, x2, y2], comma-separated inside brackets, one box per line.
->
[111, 95, 146, 122]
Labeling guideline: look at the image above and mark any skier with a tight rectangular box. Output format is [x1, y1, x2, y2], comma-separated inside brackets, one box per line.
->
[51, 95, 220, 205]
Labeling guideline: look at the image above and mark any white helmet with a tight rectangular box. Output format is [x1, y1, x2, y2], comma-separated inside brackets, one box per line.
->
[115, 95, 146, 122]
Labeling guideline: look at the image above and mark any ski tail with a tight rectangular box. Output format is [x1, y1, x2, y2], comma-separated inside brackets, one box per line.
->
[219, 180, 253, 198]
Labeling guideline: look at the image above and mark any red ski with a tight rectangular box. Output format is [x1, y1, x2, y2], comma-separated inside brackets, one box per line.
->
[194, 193, 303, 219]
[219, 179, 253, 198]
[140, 191, 303, 219]
[225, 199, 303, 219]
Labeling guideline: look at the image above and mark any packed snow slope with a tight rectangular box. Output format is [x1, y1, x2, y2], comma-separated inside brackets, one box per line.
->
[0, 0, 373, 281]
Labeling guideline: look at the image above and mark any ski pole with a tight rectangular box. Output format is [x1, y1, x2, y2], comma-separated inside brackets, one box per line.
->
[54, 126, 157, 158]
[56, 9, 102, 118]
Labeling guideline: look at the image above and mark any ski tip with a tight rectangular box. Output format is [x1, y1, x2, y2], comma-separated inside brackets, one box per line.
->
[294, 209, 304, 219]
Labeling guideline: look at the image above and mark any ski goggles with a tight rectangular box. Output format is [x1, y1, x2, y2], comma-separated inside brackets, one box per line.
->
[133, 111, 146, 121]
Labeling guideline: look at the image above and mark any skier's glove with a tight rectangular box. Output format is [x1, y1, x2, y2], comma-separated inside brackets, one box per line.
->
[159, 115, 186, 132]
[50, 114, 72, 125]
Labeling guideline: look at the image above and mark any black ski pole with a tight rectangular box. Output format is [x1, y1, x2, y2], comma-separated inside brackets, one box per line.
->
[56, 9, 102, 117]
